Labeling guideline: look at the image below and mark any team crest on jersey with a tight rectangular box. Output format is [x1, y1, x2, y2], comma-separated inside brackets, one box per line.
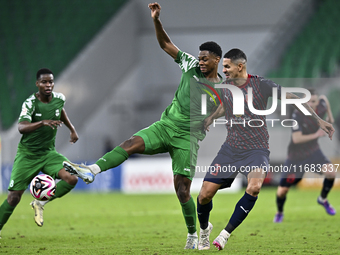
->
[55, 109, 60, 117]
[210, 94, 217, 102]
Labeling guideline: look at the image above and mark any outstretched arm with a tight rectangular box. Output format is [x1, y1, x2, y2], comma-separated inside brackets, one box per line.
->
[60, 108, 79, 144]
[286, 92, 335, 140]
[148, 2, 179, 59]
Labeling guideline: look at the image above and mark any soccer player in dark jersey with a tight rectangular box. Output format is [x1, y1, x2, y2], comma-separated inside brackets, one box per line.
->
[62, 2, 223, 249]
[274, 89, 336, 223]
[195, 49, 335, 250]
[0, 68, 79, 237]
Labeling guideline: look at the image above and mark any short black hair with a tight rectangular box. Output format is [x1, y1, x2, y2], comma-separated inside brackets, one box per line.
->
[36, 68, 53, 80]
[199, 41, 222, 58]
[223, 48, 247, 63]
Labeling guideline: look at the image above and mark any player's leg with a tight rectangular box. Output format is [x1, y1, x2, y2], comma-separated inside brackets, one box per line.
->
[171, 134, 199, 249]
[1, 153, 39, 230]
[174, 175, 198, 249]
[50, 169, 77, 201]
[197, 181, 221, 250]
[0, 190, 25, 234]
[213, 148, 269, 250]
[274, 185, 289, 223]
[63, 121, 167, 183]
[197, 144, 237, 250]
[318, 163, 336, 215]
[44, 152, 78, 201]
[212, 170, 266, 251]
[274, 173, 302, 223]
[224, 168, 266, 233]
[63, 136, 142, 183]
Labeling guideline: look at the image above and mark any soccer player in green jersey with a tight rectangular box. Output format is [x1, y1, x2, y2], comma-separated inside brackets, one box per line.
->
[63, 2, 223, 249]
[0, 68, 79, 237]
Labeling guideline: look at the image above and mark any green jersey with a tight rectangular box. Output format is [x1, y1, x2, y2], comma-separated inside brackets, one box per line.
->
[160, 50, 223, 141]
[18, 92, 65, 155]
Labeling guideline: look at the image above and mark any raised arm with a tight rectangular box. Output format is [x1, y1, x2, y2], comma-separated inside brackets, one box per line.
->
[148, 2, 179, 59]
[60, 108, 79, 144]
[286, 92, 335, 140]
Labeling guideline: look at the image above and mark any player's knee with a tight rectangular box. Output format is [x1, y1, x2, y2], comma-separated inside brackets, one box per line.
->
[198, 192, 213, 205]
[246, 182, 262, 197]
[176, 186, 190, 203]
[7, 192, 22, 206]
[324, 171, 336, 179]
[66, 175, 78, 185]
[120, 136, 145, 154]
[277, 186, 289, 198]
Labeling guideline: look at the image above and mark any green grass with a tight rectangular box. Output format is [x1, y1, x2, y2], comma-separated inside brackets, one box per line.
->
[0, 188, 339, 254]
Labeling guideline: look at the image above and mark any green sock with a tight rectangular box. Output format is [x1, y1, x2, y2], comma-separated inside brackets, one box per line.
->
[180, 196, 197, 234]
[49, 181, 75, 202]
[0, 199, 16, 230]
[96, 146, 129, 172]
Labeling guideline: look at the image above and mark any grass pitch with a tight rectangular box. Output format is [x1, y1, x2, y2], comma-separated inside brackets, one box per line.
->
[0, 187, 339, 254]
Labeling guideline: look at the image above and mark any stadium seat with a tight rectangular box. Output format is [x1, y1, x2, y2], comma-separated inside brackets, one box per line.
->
[0, 0, 127, 130]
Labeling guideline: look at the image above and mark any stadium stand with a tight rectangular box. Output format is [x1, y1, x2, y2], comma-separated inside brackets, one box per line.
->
[267, 0, 340, 118]
[268, 0, 340, 79]
[0, 0, 127, 130]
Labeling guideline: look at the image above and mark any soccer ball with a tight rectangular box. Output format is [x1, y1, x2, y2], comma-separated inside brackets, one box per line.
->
[29, 174, 56, 201]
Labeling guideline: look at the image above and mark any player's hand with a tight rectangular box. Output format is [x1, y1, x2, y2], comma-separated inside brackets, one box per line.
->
[148, 2, 161, 20]
[315, 128, 327, 138]
[70, 131, 79, 144]
[318, 119, 335, 140]
[203, 116, 214, 132]
[42, 120, 63, 129]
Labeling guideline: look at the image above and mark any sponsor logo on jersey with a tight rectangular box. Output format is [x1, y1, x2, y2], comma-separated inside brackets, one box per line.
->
[184, 168, 190, 172]
[35, 113, 42, 117]
[55, 109, 60, 116]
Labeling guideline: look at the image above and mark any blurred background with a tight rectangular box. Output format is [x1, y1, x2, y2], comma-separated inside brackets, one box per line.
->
[0, 0, 340, 193]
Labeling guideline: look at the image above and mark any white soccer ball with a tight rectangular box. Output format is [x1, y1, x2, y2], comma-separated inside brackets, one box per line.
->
[29, 174, 56, 201]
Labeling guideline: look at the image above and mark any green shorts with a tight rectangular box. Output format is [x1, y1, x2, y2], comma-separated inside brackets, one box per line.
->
[134, 121, 199, 180]
[8, 148, 68, 191]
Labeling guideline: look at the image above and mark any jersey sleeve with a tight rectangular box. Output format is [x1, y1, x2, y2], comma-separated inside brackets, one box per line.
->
[259, 77, 282, 100]
[53, 92, 66, 106]
[18, 95, 35, 123]
[291, 111, 303, 133]
[174, 50, 199, 73]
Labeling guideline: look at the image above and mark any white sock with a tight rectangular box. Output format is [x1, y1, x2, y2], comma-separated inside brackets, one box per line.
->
[318, 196, 326, 203]
[220, 229, 231, 239]
[38, 200, 49, 206]
[89, 164, 101, 175]
[188, 232, 198, 237]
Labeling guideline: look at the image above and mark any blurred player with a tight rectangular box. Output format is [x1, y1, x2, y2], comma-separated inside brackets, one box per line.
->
[196, 49, 335, 250]
[274, 88, 336, 223]
[63, 2, 223, 249]
[0, 68, 79, 237]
